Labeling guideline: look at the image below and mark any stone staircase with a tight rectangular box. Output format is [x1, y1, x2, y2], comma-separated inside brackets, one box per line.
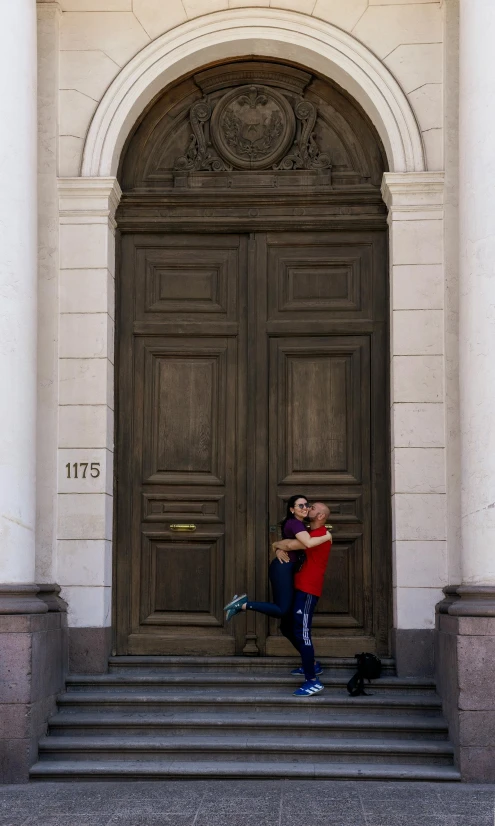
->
[30, 657, 460, 781]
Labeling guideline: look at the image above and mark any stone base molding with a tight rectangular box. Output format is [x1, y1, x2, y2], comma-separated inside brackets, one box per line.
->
[69, 627, 112, 675]
[436, 586, 495, 782]
[0, 584, 67, 783]
[0, 584, 48, 615]
[435, 584, 461, 615]
[448, 586, 495, 616]
[392, 629, 434, 678]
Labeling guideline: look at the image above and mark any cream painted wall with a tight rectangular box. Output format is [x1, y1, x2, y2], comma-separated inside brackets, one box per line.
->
[37, 1, 453, 633]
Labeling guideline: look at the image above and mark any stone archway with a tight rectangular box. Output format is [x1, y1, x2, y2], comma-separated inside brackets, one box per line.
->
[81, 8, 426, 177]
[57, 9, 444, 665]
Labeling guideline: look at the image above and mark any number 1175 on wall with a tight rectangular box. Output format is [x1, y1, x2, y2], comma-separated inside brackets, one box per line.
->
[65, 462, 100, 479]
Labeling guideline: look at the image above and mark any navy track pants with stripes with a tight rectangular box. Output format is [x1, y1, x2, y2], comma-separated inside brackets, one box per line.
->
[293, 589, 319, 681]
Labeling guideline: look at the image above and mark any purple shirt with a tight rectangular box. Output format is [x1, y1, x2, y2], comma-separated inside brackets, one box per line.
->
[282, 517, 309, 563]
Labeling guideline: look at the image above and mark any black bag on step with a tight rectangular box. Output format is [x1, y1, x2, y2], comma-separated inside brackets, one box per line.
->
[346, 652, 382, 697]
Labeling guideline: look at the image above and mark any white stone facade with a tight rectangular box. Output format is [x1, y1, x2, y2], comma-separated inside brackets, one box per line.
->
[5, 0, 469, 643]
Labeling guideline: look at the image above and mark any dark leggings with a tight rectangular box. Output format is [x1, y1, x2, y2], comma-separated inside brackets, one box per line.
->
[246, 559, 300, 654]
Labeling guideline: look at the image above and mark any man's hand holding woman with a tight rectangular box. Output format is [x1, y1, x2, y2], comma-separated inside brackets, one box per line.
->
[272, 544, 290, 564]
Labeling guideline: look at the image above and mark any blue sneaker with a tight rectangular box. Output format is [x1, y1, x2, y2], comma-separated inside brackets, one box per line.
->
[224, 594, 247, 621]
[291, 662, 323, 677]
[293, 679, 324, 697]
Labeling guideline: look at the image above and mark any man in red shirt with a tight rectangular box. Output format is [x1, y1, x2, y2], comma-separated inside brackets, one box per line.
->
[273, 502, 332, 696]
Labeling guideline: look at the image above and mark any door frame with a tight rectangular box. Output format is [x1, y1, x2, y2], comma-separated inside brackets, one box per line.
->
[114, 187, 392, 656]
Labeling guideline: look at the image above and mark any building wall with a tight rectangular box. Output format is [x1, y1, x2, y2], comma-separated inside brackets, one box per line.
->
[36, 0, 454, 663]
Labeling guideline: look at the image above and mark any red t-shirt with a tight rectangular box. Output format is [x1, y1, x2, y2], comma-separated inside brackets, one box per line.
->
[294, 526, 332, 598]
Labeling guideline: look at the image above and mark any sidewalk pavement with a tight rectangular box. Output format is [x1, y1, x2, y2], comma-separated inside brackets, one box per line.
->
[0, 779, 494, 826]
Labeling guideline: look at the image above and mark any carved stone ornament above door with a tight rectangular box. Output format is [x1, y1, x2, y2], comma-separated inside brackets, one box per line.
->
[211, 85, 295, 170]
[120, 60, 387, 192]
[174, 85, 331, 173]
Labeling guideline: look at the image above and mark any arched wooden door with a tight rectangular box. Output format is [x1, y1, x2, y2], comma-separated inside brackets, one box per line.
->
[114, 60, 390, 657]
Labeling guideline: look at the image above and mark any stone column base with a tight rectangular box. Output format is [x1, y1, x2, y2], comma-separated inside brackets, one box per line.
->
[0, 585, 67, 783]
[436, 586, 495, 782]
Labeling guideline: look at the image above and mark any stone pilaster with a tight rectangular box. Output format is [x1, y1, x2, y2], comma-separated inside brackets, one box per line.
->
[458, 0, 495, 588]
[57, 178, 121, 673]
[36, 0, 61, 584]
[0, 0, 38, 585]
[382, 172, 446, 677]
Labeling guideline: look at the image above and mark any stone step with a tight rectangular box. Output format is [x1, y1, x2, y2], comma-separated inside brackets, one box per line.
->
[56, 690, 443, 716]
[29, 759, 461, 782]
[33, 658, 456, 784]
[36, 735, 455, 766]
[48, 711, 449, 740]
[108, 655, 396, 676]
[66, 673, 435, 695]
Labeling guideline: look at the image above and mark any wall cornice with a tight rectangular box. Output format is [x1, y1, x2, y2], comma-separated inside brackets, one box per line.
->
[58, 177, 122, 230]
[381, 171, 444, 221]
[36, 1, 61, 11]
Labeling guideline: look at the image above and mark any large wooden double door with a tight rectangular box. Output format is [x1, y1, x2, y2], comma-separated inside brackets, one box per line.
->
[115, 228, 389, 656]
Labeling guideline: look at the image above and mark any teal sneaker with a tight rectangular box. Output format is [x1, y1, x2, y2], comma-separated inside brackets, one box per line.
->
[224, 594, 247, 621]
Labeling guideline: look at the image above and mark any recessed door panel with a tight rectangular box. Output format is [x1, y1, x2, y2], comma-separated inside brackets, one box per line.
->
[135, 242, 238, 322]
[141, 340, 232, 485]
[271, 338, 367, 485]
[140, 532, 225, 623]
[267, 239, 373, 321]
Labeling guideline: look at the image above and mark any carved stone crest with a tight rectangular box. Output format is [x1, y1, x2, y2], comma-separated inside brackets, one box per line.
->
[174, 84, 331, 174]
[210, 85, 295, 170]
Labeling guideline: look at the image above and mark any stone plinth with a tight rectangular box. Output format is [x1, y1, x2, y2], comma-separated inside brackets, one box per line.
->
[0, 586, 67, 783]
[436, 587, 495, 782]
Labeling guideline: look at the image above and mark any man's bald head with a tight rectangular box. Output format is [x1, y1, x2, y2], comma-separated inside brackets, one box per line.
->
[309, 502, 330, 526]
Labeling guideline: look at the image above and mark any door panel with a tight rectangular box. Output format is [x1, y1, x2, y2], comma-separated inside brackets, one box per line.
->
[266, 337, 372, 654]
[116, 234, 247, 655]
[135, 244, 238, 322]
[258, 232, 384, 656]
[267, 240, 373, 321]
[271, 338, 366, 485]
[141, 531, 225, 620]
[140, 339, 233, 485]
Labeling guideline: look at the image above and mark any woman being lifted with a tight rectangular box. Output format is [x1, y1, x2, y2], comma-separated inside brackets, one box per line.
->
[223, 494, 331, 660]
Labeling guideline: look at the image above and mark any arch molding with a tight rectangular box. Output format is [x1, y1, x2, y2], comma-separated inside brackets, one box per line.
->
[81, 8, 425, 178]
